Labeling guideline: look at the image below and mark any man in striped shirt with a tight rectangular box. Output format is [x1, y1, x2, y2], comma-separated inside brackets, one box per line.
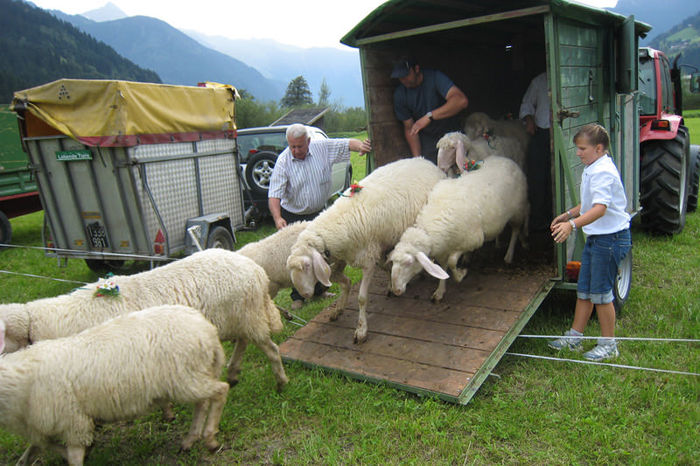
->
[268, 124, 371, 230]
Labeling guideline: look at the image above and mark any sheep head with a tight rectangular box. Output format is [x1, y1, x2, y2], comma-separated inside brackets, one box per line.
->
[0, 304, 30, 353]
[464, 112, 493, 140]
[388, 243, 449, 296]
[436, 132, 470, 176]
[287, 247, 331, 299]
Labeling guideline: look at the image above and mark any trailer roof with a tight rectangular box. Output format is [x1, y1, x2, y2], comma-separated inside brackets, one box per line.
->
[11, 79, 237, 147]
[341, 0, 652, 47]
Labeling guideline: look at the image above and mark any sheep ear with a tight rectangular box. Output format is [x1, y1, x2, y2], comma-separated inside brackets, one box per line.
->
[415, 252, 450, 280]
[455, 138, 467, 174]
[311, 249, 332, 287]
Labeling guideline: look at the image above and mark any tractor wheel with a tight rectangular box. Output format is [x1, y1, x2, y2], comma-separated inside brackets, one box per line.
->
[640, 125, 690, 235]
[687, 145, 699, 213]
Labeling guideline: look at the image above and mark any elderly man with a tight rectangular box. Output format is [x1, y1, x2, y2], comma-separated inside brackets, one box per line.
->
[268, 123, 371, 230]
[268, 124, 371, 309]
[392, 57, 469, 163]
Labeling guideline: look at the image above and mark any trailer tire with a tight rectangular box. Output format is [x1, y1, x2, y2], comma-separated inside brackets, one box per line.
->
[640, 126, 690, 235]
[0, 211, 11, 249]
[687, 145, 699, 213]
[613, 250, 632, 315]
[206, 226, 234, 250]
[245, 151, 277, 196]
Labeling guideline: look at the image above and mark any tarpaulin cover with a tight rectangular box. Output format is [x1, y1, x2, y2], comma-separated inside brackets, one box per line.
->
[11, 79, 237, 147]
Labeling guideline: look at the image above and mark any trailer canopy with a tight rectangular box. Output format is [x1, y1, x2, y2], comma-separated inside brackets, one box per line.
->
[11, 79, 237, 147]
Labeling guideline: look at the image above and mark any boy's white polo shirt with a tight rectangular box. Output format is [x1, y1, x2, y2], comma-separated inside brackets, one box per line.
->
[580, 154, 630, 235]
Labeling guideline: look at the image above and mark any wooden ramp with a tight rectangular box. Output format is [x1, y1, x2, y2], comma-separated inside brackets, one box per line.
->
[280, 265, 554, 404]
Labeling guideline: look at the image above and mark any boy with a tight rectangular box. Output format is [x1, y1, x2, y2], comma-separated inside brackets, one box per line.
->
[549, 123, 632, 361]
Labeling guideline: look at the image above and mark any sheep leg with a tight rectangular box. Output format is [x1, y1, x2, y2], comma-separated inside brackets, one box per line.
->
[431, 278, 447, 304]
[504, 226, 520, 264]
[354, 265, 375, 344]
[182, 400, 208, 450]
[447, 251, 468, 282]
[226, 337, 248, 386]
[201, 381, 230, 451]
[329, 263, 350, 321]
[65, 446, 86, 466]
[254, 337, 289, 392]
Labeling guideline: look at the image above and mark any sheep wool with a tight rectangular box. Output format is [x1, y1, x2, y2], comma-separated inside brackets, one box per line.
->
[389, 155, 529, 303]
[287, 156, 446, 343]
[0, 305, 229, 465]
[0, 248, 288, 390]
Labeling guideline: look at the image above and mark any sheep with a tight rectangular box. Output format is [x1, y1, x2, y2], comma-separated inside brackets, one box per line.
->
[388, 155, 529, 303]
[237, 221, 350, 301]
[286, 156, 446, 343]
[437, 130, 527, 176]
[464, 111, 530, 153]
[0, 248, 288, 391]
[0, 304, 229, 466]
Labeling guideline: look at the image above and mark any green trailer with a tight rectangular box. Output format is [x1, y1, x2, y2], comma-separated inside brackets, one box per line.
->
[280, 0, 651, 404]
[0, 106, 42, 246]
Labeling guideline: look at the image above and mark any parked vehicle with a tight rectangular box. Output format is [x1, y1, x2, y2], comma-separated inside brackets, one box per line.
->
[0, 106, 42, 247]
[237, 125, 353, 223]
[11, 79, 244, 273]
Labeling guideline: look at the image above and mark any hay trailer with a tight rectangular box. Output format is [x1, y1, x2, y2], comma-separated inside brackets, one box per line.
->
[280, 0, 649, 404]
[11, 80, 244, 273]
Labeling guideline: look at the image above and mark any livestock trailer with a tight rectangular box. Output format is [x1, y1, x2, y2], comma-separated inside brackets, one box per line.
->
[11, 79, 244, 273]
[281, 0, 650, 404]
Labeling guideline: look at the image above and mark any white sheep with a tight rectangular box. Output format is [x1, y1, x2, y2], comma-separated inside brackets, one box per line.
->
[0, 304, 229, 466]
[389, 155, 529, 303]
[464, 111, 530, 153]
[0, 248, 288, 391]
[437, 130, 526, 176]
[286, 157, 446, 343]
[237, 221, 350, 300]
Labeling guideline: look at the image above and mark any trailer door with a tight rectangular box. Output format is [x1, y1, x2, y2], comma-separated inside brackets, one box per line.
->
[546, 16, 608, 268]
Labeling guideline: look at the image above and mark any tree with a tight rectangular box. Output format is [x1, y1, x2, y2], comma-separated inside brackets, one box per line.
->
[318, 78, 331, 106]
[281, 75, 313, 108]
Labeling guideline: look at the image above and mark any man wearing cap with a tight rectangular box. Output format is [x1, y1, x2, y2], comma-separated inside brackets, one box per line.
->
[392, 58, 469, 163]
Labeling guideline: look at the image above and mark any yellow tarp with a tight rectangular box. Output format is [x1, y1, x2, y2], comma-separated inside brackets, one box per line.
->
[11, 79, 237, 146]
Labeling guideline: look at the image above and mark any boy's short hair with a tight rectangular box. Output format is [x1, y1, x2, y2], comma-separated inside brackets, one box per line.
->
[574, 123, 610, 150]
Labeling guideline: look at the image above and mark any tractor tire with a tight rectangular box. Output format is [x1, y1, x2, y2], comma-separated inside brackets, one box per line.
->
[687, 145, 699, 213]
[640, 125, 690, 235]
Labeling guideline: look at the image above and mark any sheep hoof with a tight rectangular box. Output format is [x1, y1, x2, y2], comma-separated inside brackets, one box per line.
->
[353, 330, 367, 344]
[328, 304, 342, 321]
[226, 376, 239, 387]
[181, 436, 197, 451]
[205, 439, 221, 451]
[276, 376, 289, 393]
[430, 295, 443, 304]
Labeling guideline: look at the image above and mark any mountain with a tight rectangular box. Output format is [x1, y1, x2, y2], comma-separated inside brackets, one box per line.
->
[610, 0, 699, 46]
[81, 2, 127, 22]
[185, 33, 364, 108]
[0, 0, 160, 102]
[53, 12, 282, 102]
[648, 11, 700, 71]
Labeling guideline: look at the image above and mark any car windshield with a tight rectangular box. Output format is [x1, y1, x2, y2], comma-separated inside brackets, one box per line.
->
[238, 132, 288, 162]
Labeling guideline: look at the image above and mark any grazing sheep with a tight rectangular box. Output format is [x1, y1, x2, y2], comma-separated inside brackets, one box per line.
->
[238, 221, 350, 300]
[0, 305, 229, 466]
[437, 130, 527, 176]
[464, 111, 530, 152]
[389, 155, 529, 303]
[0, 248, 288, 391]
[287, 157, 446, 343]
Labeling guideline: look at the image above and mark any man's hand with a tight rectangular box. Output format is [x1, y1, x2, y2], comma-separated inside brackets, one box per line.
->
[409, 115, 430, 136]
[273, 216, 287, 230]
[350, 138, 372, 156]
[524, 115, 536, 135]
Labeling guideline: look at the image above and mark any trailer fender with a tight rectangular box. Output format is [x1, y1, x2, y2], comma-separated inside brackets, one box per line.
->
[185, 213, 235, 255]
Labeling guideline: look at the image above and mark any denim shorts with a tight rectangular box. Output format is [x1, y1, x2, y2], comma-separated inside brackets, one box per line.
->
[577, 228, 632, 304]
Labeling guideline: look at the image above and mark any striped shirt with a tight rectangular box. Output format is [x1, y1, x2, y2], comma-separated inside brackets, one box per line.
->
[268, 138, 350, 214]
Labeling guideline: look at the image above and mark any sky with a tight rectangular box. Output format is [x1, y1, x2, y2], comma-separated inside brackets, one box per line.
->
[29, 0, 619, 49]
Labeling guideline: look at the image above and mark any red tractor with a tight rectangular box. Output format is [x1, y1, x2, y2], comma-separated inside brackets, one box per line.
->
[638, 47, 700, 235]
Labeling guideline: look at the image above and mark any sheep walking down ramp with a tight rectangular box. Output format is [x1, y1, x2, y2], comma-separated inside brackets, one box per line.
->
[0, 248, 288, 391]
[287, 157, 446, 344]
[0, 305, 229, 466]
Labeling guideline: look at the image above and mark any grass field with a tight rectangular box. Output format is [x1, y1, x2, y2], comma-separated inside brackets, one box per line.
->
[0, 126, 698, 464]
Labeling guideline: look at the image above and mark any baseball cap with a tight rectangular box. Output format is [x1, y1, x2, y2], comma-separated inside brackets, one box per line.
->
[390, 57, 416, 79]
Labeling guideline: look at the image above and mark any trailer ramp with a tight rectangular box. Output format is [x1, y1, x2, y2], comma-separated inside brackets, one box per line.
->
[280, 265, 554, 405]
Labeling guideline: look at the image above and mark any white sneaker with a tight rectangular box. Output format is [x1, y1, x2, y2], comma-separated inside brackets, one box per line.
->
[583, 339, 619, 361]
[548, 329, 583, 352]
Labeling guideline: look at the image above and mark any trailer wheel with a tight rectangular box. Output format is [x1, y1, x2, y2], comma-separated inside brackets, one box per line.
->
[613, 250, 632, 315]
[687, 145, 699, 213]
[640, 126, 690, 235]
[206, 226, 234, 250]
[0, 211, 11, 249]
[245, 151, 277, 196]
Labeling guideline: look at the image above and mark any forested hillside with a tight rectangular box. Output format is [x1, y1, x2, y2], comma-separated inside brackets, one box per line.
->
[648, 10, 700, 71]
[0, 0, 160, 102]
